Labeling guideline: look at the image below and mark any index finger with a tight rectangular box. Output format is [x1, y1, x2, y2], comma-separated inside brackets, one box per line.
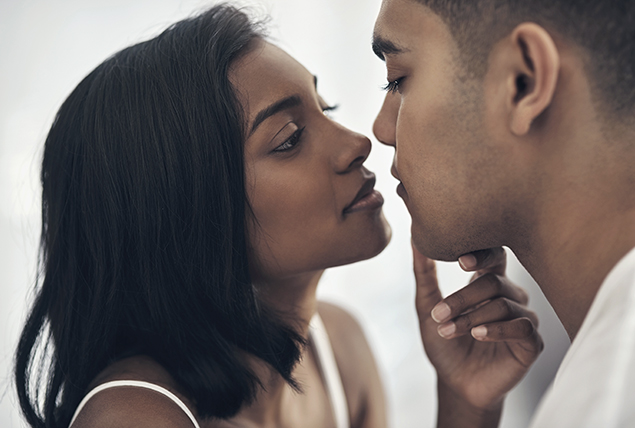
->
[412, 241, 444, 317]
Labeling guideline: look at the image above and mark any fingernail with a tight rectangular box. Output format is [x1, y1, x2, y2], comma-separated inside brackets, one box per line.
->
[471, 326, 487, 339]
[459, 254, 477, 270]
[438, 322, 456, 338]
[431, 303, 451, 323]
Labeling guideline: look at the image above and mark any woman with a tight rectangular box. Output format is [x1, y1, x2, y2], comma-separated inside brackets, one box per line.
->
[15, 4, 541, 428]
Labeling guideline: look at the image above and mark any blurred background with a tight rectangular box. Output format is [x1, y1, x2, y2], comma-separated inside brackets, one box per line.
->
[0, 0, 570, 426]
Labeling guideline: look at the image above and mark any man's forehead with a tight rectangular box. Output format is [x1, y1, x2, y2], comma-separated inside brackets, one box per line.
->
[372, 0, 422, 60]
[373, 0, 457, 61]
[375, 0, 425, 27]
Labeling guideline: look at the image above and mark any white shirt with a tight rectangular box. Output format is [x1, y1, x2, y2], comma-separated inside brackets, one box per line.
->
[529, 246, 635, 428]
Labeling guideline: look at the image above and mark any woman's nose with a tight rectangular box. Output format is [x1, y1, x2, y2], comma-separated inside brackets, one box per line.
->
[373, 92, 398, 148]
[335, 128, 372, 174]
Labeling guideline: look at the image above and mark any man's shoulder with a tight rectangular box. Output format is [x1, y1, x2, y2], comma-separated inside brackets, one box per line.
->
[529, 246, 635, 428]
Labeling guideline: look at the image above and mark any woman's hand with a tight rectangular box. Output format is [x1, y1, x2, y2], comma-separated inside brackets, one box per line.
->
[413, 244, 543, 427]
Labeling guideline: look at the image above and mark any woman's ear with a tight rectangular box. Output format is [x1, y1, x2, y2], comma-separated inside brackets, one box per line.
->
[492, 23, 560, 136]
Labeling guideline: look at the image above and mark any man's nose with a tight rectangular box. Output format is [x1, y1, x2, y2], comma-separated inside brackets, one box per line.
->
[373, 92, 399, 148]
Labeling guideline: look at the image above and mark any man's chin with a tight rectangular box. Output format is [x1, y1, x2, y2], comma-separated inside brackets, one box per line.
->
[411, 225, 461, 262]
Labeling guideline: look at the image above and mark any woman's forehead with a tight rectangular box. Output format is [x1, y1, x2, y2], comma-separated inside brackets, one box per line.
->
[230, 41, 314, 117]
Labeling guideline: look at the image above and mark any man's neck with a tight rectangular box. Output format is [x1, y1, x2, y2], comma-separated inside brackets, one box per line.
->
[513, 205, 635, 340]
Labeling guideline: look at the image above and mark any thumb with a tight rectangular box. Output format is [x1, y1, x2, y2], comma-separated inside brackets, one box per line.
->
[412, 241, 444, 321]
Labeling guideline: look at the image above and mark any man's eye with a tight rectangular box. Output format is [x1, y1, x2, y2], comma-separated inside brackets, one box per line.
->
[382, 77, 404, 93]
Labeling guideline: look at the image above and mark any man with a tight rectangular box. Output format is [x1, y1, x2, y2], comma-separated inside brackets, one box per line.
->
[372, 0, 635, 426]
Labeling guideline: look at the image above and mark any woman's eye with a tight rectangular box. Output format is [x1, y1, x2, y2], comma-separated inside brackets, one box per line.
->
[273, 126, 306, 153]
[382, 77, 404, 93]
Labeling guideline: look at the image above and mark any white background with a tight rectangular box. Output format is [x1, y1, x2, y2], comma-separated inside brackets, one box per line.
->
[0, 1, 570, 427]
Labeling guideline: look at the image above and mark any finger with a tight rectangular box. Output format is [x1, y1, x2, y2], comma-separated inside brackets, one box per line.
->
[458, 247, 507, 276]
[431, 273, 529, 324]
[412, 241, 444, 319]
[436, 298, 539, 339]
[473, 319, 544, 368]
[470, 319, 544, 362]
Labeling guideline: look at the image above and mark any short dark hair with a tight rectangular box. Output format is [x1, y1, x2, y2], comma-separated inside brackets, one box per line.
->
[414, 0, 635, 116]
[14, 4, 305, 427]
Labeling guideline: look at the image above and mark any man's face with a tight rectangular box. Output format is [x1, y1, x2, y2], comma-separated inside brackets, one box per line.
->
[373, 0, 517, 260]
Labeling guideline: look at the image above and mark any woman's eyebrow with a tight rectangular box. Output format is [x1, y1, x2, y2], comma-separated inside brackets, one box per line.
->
[250, 95, 302, 135]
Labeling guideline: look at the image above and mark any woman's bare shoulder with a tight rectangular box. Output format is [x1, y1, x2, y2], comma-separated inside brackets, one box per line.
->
[316, 301, 378, 378]
[316, 301, 367, 346]
[70, 383, 197, 428]
[316, 301, 387, 428]
[71, 356, 201, 428]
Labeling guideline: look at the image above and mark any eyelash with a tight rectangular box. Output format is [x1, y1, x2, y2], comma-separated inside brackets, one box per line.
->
[382, 77, 403, 93]
[271, 104, 337, 153]
[273, 126, 306, 153]
[322, 104, 339, 116]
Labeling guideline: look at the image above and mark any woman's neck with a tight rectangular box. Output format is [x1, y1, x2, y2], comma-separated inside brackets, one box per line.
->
[256, 270, 324, 336]
[230, 270, 325, 427]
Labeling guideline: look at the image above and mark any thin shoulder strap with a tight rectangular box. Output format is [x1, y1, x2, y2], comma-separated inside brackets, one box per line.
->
[69, 380, 201, 428]
[311, 313, 350, 428]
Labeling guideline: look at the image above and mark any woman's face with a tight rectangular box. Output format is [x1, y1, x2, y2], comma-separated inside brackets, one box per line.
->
[231, 41, 391, 282]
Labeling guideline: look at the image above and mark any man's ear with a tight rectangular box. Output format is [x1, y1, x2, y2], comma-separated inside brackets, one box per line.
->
[498, 23, 560, 136]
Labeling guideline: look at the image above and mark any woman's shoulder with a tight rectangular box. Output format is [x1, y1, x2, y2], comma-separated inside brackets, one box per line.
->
[316, 301, 368, 347]
[316, 301, 386, 428]
[316, 302, 378, 377]
[70, 356, 202, 428]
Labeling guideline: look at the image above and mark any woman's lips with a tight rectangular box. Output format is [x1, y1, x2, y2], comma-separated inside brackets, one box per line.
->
[344, 189, 384, 214]
[344, 176, 385, 214]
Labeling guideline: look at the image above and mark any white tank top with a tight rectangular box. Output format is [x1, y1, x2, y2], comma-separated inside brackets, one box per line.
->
[69, 313, 349, 428]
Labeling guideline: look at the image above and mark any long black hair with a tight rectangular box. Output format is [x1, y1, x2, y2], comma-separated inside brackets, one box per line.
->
[14, 4, 305, 427]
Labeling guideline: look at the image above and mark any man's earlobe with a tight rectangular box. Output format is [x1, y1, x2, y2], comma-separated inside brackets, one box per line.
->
[509, 23, 560, 136]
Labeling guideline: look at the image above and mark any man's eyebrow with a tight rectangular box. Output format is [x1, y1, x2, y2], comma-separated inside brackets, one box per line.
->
[372, 34, 406, 61]
[250, 95, 302, 135]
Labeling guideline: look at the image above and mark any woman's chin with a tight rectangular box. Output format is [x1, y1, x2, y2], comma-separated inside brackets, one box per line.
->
[342, 218, 393, 267]
[372, 216, 392, 256]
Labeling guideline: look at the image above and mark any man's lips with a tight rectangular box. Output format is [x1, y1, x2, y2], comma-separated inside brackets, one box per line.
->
[391, 163, 407, 199]
[343, 175, 384, 214]
[391, 164, 400, 181]
[396, 182, 407, 199]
